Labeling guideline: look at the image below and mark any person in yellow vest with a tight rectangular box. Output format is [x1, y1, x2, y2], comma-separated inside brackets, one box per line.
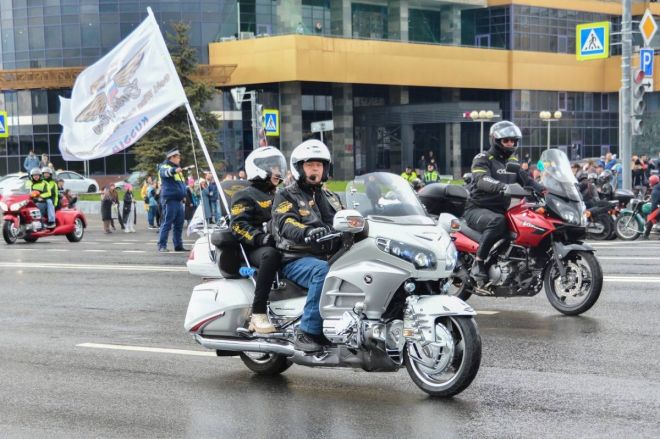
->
[42, 167, 59, 223]
[26, 168, 55, 228]
[423, 163, 440, 185]
[400, 165, 417, 182]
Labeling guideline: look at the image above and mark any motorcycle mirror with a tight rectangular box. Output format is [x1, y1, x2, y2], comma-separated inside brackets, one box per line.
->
[333, 209, 365, 233]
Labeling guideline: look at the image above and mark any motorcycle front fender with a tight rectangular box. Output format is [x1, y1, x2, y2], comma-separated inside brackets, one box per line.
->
[2, 214, 19, 228]
[552, 241, 594, 260]
[407, 294, 476, 318]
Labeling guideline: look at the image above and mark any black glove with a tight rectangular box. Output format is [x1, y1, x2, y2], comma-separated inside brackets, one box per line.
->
[500, 184, 510, 195]
[257, 233, 275, 247]
[305, 226, 329, 242]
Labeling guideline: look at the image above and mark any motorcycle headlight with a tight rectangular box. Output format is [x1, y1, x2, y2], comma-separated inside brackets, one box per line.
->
[445, 241, 458, 271]
[0, 201, 8, 212]
[376, 237, 437, 269]
[547, 198, 581, 226]
[10, 200, 28, 211]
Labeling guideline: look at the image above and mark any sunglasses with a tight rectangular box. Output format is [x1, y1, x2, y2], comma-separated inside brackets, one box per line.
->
[500, 138, 518, 144]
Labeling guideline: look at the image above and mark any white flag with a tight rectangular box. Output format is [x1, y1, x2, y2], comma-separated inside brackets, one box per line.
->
[58, 10, 187, 161]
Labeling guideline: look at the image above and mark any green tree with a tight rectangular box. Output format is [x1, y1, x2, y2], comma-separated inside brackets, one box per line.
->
[133, 22, 219, 175]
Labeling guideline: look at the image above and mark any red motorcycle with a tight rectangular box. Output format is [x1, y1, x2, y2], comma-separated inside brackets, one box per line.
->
[0, 184, 86, 244]
[420, 149, 603, 316]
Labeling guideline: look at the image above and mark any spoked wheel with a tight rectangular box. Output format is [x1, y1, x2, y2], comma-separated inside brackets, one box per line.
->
[404, 316, 481, 398]
[615, 213, 643, 241]
[239, 352, 292, 375]
[544, 251, 603, 315]
[66, 217, 84, 242]
[3, 220, 18, 244]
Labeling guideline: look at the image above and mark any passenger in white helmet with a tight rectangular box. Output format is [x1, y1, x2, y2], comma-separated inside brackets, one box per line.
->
[230, 146, 287, 334]
[271, 139, 344, 352]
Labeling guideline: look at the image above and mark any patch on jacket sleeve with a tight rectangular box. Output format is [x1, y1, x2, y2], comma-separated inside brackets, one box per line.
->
[275, 201, 293, 214]
[285, 218, 306, 229]
[257, 199, 272, 209]
[299, 208, 311, 217]
[231, 224, 254, 241]
[231, 203, 247, 216]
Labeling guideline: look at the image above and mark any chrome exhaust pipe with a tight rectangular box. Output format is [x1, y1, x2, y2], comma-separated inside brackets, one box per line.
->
[194, 334, 294, 356]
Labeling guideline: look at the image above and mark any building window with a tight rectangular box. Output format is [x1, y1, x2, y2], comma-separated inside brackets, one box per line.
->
[558, 92, 567, 111]
[352, 3, 387, 39]
[409, 9, 441, 43]
[601, 94, 609, 112]
[475, 34, 490, 47]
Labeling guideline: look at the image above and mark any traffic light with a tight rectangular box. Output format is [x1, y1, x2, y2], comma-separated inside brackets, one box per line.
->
[632, 69, 647, 136]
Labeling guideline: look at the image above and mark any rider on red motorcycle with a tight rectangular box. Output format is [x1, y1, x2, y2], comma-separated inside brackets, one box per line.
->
[465, 121, 544, 280]
[26, 168, 55, 228]
[643, 175, 660, 240]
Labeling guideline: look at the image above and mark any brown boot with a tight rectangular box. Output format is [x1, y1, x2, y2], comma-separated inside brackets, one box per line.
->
[248, 314, 276, 333]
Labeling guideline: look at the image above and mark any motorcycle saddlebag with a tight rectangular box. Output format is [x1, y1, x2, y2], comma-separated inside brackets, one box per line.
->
[418, 183, 469, 217]
[211, 228, 242, 279]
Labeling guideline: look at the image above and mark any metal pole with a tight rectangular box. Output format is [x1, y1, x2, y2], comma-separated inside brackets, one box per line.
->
[250, 91, 258, 150]
[621, 0, 633, 190]
[547, 121, 551, 150]
[479, 120, 484, 153]
[237, 2, 241, 36]
[320, 130, 324, 143]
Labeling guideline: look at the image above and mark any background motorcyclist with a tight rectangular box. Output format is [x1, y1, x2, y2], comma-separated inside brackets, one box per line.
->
[643, 175, 660, 240]
[42, 167, 58, 224]
[272, 139, 343, 352]
[26, 168, 55, 228]
[573, 166, 598, 208]
[596, 170, 614, 200]
[230, 146, 287, 334]
[464, 121, 543, 281]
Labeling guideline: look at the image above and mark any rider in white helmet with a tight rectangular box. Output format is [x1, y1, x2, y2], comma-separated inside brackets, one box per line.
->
[271, 139, 344, 352]
[230, 146, 287, 333]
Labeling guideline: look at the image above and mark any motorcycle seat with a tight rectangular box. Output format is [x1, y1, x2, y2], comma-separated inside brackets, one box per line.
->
[458, 218, 483, 242]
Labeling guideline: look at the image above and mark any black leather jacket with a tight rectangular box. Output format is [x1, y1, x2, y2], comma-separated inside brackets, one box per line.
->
[229, 183, 276, 248]
[466, 146, 543, 213]
[272, 181, 343, 262]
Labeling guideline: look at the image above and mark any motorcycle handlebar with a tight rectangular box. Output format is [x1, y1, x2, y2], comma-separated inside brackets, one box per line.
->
[304, 232, 342, 244]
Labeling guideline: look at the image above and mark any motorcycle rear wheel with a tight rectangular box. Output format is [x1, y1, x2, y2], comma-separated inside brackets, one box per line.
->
[239, 352, 292, 376]
[23, 235, 38, 243]
[615, 212, 642, 241]
[544, 251, 602, 316]
[404, 316, 481, 398]
[2, 220, 18, 244]
[586, 214, 612, 240]
[66, 218, 85, 242]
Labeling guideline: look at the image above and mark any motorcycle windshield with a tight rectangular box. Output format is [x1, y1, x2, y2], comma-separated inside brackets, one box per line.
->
[538, 149, 582, 202]
[0, 178, 30, 197]
[345, 172, 433, 225]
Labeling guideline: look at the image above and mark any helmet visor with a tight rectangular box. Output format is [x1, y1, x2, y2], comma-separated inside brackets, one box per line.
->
[253, 155, 287, 179]
[492, 125, 522, 140]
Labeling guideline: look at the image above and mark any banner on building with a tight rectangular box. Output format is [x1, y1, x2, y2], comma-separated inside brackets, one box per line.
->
[58, 10, 187, 161]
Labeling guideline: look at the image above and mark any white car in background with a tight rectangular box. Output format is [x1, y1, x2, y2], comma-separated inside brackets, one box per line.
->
[56, 171, 99, 193]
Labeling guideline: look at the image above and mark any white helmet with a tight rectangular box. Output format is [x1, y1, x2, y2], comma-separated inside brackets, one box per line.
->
[245, 146, 287, 181]
[290, 139, 332, 182]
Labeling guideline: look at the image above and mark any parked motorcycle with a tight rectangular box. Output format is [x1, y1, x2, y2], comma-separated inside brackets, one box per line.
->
[420, 149, 603, 316]
[584, 199, 617, 240]
[0, 182, 86, 244]
[185, 172, 481, 397]
[615, 195, 656, 240]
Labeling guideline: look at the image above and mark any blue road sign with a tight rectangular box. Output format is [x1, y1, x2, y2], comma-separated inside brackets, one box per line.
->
[641, 48, 654, 77]
[263, 109, 279, 137]
[0, 111, 8, 138]
[576, 21, 610, 61]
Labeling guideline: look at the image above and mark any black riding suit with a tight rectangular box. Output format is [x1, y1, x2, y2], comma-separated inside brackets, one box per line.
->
[644, 184, 660, 238]
[465, 146, 543, 260]
[229, 181, 281, 314]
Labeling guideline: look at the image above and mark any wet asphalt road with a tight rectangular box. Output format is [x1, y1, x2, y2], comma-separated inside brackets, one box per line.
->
[0, 215, 659, 438]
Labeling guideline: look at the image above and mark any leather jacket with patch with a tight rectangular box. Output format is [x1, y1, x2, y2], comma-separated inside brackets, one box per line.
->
[467, 146, 542, 213]
[272, 181, 343, 262]
[229, 183, 276, 247]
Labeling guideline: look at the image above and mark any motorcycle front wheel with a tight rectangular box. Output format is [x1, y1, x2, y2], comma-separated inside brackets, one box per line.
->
[239, 352, 292, 376]
[404, 316, 481, 398]
[544, 250, 602, 316]
[615, 212, 643, 241]
[2, 220, 18, 244]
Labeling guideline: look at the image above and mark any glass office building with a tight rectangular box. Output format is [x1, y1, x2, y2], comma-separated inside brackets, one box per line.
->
[0, 0, 657, 177]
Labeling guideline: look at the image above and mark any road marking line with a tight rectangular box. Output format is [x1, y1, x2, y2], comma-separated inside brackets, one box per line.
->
[604, 276, 660, 282]
[595, 247, 660, 250]
[77, 343, 215, 357]
[122, 250, 146, 253]
[83, 249, 107, 253]
[599, 257, 660, 260]
[111, 242, 134, 245]
[0, 262, 188, 272]
[476, 310, 500, 315]
[45, 249, 70, 252]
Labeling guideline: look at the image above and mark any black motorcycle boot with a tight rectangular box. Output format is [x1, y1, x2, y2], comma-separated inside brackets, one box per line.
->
[294, 329, 323, 353]
[470, 260, 489, 282]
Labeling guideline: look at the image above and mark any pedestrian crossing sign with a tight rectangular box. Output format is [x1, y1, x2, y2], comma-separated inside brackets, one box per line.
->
[263, 109, 279, 137]
[0, 111, 8, 138]
[576, 21, 610, 61]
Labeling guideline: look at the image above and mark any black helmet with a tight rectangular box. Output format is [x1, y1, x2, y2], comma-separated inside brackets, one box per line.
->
[489, 121, 522, 158]
[410, 178, 424, 191]
[576, 170, 588, 182]
[598, 170, 612, 185]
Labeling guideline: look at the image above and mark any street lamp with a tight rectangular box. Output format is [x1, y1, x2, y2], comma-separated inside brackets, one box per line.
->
[467, 110, 499, 153]
[539, 110, 562, 150]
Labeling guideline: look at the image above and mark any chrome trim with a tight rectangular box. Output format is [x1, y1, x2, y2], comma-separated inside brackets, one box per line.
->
[194, 334, 294, 356]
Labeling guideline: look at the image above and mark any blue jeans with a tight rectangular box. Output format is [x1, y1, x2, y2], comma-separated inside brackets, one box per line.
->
[158, 199, 184, 249]
[45, 199, 55, 223]
[281, 257, 329, 335]
[209, 199, 218, 222]
[147, 205, 156, 226]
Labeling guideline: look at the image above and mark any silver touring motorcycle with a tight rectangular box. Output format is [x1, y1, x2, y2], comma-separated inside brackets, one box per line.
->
[185, 172, 481, 397]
